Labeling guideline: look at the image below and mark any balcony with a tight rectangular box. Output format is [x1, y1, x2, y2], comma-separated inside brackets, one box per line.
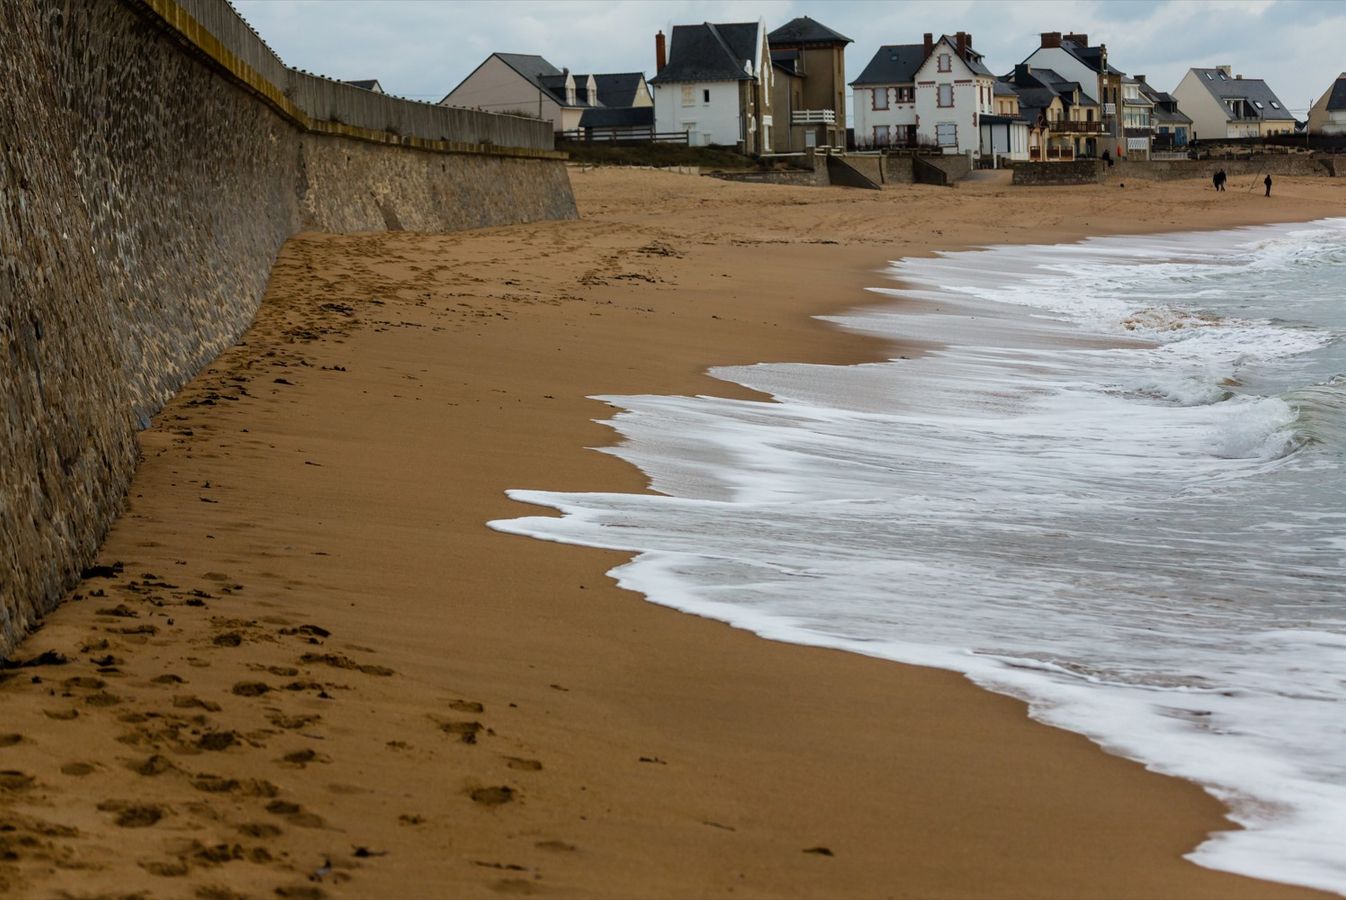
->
[1047, 119, 1106, 134]
[1103, 102, 1116, 116]
[792, 109, 836, 125]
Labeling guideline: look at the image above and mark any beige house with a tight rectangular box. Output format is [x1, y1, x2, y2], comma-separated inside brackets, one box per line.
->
[766, 16, 851, 150]
[1003, 63, 1104, 161]
[1171, 66, 1296, 139]
[440, 53, 651, 134]
[1308, 73, 1346, 135]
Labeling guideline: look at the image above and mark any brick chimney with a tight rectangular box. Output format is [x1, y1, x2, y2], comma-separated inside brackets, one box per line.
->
[1014, 63, 1032, 83]
[655, 31, 666, 74]
[1040, 32, 1061, 49]
[923, 32, 933, 57]
[1064, 32, 1088, 46]
[1134, 74, 1146, 85]
[955, 31, 968, 59]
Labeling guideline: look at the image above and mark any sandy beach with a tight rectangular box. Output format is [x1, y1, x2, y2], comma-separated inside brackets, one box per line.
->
[2, 168, 1344, 899]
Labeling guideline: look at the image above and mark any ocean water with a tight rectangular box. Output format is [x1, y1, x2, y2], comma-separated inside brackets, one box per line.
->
[491, 218, 1346, 895]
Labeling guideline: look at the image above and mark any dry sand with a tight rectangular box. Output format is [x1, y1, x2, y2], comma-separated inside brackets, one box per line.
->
[2, 168, 1344, 899]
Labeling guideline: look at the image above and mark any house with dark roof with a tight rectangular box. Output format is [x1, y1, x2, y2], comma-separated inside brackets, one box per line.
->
[850, 43, 927, 148]
[1308, 73, 1346, 135]
[1021, 32, 1125, 157]
[343, 79, 384, 94]
[649, 21, 773, 152]
[1135, 77, 1193, 150]
[439, 53, 651, 134]
[980, 79, 1031, 162]
[1171, 66, 1296, 139]
[766, 16, 852, 150]
[999, 63, 1102, 161]
[912, 33, 997, 156]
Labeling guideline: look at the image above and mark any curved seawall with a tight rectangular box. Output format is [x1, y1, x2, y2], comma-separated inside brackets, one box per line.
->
[0, 0, 576, 655]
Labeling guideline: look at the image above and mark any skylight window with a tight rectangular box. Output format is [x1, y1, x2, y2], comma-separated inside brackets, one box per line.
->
[1219, 72, 1227, 80]
[1255, 101, 1264, 108]
[1270, 100, 1280, 109]
[1205, 72, 1213, 80]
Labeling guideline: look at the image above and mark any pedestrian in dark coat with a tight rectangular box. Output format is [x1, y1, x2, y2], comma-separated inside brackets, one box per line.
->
[1213, 171, 1221, 190]
[1264, 174, 1273, 197]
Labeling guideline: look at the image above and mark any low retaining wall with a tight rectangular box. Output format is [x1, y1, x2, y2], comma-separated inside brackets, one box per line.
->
[1108, 156, 1329, 182]
[0, 0, 575, 655]
[1012, 160, 1105, 185]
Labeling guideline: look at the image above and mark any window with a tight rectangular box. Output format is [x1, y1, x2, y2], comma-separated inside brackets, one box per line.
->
[1219, 72, 1227, 80]
[897, 86, 913, 103]
[936, 122, 957, 146]
[681, 86, 695, 106]
[938, 84, 953, 107]
[872, 88, 888, 110]
[1205, 72, 1213, 80]
[873, 125, 890, 146]
[1270, 101, 1280, 109]
[703, 89, 711, 103]
[938, 54, 951, 73]
[1255, 101, 1264, 109]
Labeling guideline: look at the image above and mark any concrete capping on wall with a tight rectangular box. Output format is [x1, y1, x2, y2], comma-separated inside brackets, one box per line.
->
[133, 0, 563, 159]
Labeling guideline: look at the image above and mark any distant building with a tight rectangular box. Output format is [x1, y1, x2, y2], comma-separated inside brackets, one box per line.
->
[981, 80, 1031, 162]
[1134, 76, 1193, 150]
[649, 21, 773, 152]
[1021, 32, 1123, 157]
[1001, 63, 1102, 162]
[343, 79, 384, 94]
[1171, 66, 1296, 139]
[766, 16, 852, 150]
[913, 33, 996, 156]
[1308, 72, 1346, 135]
[1120, 76, 1155, 159]
[850, 43, 926, 149]
[439, 53, 651, 133]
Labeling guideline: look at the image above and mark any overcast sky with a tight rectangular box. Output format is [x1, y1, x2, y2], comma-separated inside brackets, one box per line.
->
[233, 0, 1343, 116]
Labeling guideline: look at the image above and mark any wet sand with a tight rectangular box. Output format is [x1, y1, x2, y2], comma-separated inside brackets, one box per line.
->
[2, 169, 1343, 898]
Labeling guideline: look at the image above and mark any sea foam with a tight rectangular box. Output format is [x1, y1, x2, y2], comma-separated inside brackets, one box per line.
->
[492, 218, 1346, 895]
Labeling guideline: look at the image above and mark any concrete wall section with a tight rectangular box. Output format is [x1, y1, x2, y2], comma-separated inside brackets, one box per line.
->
[1012, 160, 1105, 185]
[0, 0, 576, 656]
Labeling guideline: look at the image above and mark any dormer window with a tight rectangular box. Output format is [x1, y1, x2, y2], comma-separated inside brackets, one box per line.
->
[938, 53, 951, 73]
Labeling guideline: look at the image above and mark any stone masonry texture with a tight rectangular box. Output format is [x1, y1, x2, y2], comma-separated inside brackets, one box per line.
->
[0, 0, 577, 656]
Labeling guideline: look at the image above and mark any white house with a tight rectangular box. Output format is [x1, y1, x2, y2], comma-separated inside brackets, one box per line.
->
[1171, 66, 1297, 139]
[850, 43, 927, 148]
[1308, 73, 1346, 135]
[912, 32, 995, 156]
[649, 21, 773, 153]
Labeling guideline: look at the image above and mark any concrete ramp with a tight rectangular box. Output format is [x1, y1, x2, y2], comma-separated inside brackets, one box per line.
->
[826, 155, 882, 190]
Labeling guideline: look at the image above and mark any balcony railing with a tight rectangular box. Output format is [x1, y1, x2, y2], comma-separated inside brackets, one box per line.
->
[792, 109, 836, 125]
[1047, 119, 1106, 134]
[1103, 102, 1116, 116]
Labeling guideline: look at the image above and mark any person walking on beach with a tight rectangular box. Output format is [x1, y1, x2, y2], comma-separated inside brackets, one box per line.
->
[1212, 171, 1221, 191]
[1217, 169, 1227, 191]
[1264, 173, 1273, 197]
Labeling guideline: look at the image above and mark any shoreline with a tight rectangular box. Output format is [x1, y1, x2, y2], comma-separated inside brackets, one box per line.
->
[2, 170, 1343, 897]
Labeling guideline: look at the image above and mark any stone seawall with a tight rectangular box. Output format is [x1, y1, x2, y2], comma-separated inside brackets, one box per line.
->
[1012, 160, 1106, 186]
[1108, 156, 1330, 182]
[0, 0, 576, 655]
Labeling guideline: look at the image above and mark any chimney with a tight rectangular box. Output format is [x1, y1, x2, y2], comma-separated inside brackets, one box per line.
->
[1134, 74, 1146, 85]
[923, 32, 933, 57]
[1014, 63, 1032, 83]
[655, 31, 666, 73]
[955, 31, 968, 59]
[1217, 64, 1232, 77]
[1064, 32, 1088, 46]
[1235, 74, 1243, 80]
[1040, 32, 1061, 49]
